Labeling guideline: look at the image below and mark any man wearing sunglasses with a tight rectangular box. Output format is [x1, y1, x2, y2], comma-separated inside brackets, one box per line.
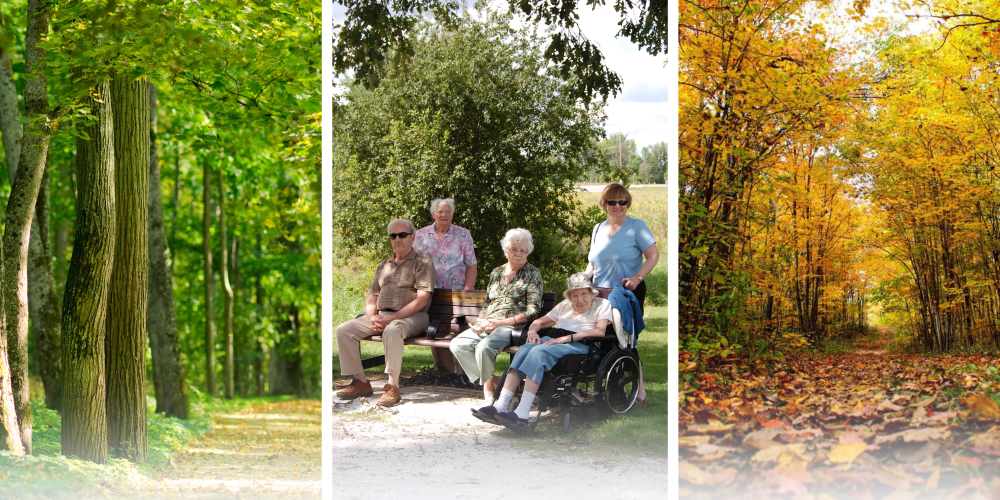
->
[335, 218, 437, 406]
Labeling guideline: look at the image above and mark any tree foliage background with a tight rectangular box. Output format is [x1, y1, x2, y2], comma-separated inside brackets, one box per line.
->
[332, 10, 610, 289]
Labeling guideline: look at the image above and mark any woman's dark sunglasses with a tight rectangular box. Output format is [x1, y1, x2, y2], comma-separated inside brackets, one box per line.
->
[606, 200, 628, 206]
[389, 232, 412, 239]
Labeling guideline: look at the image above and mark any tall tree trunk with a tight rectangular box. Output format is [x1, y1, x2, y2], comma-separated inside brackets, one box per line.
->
[203, 159, 217, 397]
[146, 83, 188, 419]
[218, 170, 234, 399]
[0, 44, 24, 455]
[61, 78, 115, 464]
[106, 76, 149, 462]
[29, 159, 62, 411]
[5, 0, 56, 455]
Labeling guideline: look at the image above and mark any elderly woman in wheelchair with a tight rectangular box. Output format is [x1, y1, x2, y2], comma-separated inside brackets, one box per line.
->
[472, 272, 620, 433]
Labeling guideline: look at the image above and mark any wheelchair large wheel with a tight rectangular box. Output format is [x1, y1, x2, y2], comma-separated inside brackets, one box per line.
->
[595, 348, 640, 417]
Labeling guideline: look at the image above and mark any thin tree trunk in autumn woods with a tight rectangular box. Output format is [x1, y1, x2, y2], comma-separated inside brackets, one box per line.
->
[106, 76, 149, 462]
[203, 159, 217, 397]
[147, 83, 188, 419]
[61, 78, 115, 464]
[218, 169, 234, 400]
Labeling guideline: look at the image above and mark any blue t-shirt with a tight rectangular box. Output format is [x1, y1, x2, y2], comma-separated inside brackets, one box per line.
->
[588, 217, 657, 288]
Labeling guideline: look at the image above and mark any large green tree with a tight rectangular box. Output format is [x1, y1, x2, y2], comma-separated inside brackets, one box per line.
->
[333, 11, 607, 286]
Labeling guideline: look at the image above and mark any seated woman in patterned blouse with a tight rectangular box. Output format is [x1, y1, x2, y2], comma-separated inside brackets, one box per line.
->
[449, 228, 543, 399]
[413, 198, 478, 372]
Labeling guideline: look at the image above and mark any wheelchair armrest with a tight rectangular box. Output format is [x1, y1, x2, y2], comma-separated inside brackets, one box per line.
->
[579, 334, 618, 345]
[511, 319, 537, 346]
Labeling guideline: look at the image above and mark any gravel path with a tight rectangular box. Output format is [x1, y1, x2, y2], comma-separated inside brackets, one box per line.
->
[332, 384, 669, 499]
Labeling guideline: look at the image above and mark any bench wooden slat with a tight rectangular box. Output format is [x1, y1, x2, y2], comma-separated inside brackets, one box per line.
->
[434, 290, 487, 303]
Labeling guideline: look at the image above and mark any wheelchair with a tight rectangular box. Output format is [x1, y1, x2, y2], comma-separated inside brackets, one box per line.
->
[489, 307, 642, 434]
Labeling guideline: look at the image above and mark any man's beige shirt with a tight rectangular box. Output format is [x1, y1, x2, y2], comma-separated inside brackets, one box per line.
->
[369, 249, 436, 312]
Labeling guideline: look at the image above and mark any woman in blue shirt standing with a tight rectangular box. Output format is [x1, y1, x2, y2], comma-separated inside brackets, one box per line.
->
[586, 183, 659, 405]
[586, 183, 660, 310]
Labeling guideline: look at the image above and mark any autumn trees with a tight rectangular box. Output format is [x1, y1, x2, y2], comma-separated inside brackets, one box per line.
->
[679, 0, 872, 355]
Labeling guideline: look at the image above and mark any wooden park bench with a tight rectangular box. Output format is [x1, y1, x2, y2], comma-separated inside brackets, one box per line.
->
[360, 288, 559, 370]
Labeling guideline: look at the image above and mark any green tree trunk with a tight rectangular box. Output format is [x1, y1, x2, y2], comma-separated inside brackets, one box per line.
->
[61, 78, 115, 464]
[106, 76, 149, 462]
[146, 83, 188, 419]
[218, 170, 234, 399]
[203, 160, 217, 397]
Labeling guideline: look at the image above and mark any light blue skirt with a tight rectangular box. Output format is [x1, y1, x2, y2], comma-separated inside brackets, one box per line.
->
[509, 337, 589, 384]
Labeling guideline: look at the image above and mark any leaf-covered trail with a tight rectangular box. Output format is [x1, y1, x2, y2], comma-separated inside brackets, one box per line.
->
[133, 399, 321, 499]
[680, 329, 1000, 500]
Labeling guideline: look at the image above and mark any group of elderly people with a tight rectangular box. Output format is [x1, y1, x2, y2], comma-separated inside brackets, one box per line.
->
[335, 183, 660, 419]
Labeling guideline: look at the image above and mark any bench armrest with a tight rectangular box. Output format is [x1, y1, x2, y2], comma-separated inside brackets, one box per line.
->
[427, 322, 440, 340]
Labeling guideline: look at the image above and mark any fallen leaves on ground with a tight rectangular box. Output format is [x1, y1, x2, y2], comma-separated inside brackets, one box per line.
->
[681, 329, 1000, 499]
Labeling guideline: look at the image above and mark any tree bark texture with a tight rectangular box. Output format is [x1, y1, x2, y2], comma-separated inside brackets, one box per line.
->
[218, 170, 234, 399]
[254, 268, 265, 397]
[29, 160, 62, 411]
[3, 0, 54, 455]
[203, 160, 217, 397]
[61, 79, 115, 464]
[146, 83, 188, 419]
[105, 76, 149, 462]
[0, 48, 21, 175]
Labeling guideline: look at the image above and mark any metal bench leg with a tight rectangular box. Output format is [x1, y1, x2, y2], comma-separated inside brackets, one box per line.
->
[361, 355, 385, 369]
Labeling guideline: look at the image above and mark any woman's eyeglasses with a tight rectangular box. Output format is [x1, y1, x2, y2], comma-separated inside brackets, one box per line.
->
[606, 200, 628, 206]
[389, 232, 412, 240]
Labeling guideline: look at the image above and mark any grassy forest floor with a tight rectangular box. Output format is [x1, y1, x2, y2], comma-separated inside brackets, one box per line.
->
[680, 328, 1000, 499]
[1, 396, 320, 499]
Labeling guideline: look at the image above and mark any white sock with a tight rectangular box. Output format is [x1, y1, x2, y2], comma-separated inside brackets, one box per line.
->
[493, 389, 515, 411]
[513, 392, 536, 420]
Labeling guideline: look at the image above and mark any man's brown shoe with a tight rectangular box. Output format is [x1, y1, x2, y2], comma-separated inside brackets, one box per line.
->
[336, 379, 373, 399]
[378, 384, 401, 406]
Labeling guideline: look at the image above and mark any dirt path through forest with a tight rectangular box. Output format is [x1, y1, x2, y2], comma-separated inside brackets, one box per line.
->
[128, 399, 321, 499]
[331, 381, 669, 499]
[680, 328, 1000, 499]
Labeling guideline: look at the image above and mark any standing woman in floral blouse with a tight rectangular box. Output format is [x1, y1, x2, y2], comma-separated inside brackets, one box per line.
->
[413, 198, 479, 372]
[450, 228, 543, 399]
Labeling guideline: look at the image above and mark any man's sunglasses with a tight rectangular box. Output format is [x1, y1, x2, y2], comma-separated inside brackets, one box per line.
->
[389, 232, 412, 240]
[606, 200, 629, 206]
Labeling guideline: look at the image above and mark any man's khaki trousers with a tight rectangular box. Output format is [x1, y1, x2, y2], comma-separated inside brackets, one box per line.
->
[336, 311, 430, 375]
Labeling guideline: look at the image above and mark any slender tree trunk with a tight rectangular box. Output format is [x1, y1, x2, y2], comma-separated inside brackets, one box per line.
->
[29, 159, 62, 411]
[0, 45, 24, 455]
[203, 159, 217, 397]
[146, 84, 188, 419]
[218, 170, 234, 399]
[105, 76, 149, 462]
[4, 0, 57, 456]
[61, 78, 115, 464]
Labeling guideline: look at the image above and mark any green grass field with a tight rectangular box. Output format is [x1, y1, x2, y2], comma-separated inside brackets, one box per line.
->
[332, 185, 668, 454]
